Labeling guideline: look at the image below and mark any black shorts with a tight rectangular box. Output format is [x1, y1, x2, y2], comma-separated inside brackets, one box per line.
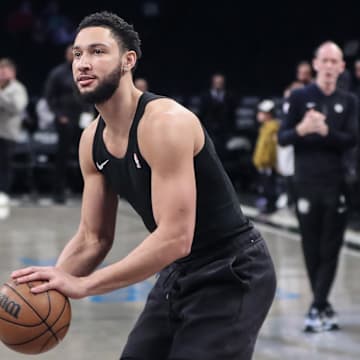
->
[121, 229, 276, 360]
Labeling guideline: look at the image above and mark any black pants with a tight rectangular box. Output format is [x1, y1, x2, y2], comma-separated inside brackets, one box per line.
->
[294, 183, 347, 309]
[258, 169, 277, 211]
[54, 121, 81, 196]
[121, 229, 276, 360]
[0, 138, 14, 193]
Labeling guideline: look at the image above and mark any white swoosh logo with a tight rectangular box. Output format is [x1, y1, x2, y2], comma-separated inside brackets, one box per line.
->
[96, 159, 109, 170]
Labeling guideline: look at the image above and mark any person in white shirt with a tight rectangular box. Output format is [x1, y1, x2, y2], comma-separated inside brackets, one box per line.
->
[0, 58, 28, 206]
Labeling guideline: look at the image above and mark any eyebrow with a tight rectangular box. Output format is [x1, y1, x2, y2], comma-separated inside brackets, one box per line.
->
[72, 43, 109, 50]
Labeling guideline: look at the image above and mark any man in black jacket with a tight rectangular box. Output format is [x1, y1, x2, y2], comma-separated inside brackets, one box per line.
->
[44, 44, 93, 203]
[199, 73, 236, 160]
[279, 41, 358, 332]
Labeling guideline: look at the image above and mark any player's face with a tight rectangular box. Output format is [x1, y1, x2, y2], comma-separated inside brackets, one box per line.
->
[313, 45, 345, 84]
[72, 27, 123, 104]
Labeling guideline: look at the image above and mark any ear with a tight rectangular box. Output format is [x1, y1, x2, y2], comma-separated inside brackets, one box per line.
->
[122, 50, 137, 72]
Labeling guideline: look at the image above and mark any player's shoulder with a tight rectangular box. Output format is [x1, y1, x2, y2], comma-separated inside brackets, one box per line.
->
[79, 115, 100, 149]
[139, 96, 201, 157]
[143, 96, 198, 132]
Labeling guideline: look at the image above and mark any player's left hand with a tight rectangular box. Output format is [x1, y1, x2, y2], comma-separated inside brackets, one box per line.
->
[11, 266, 88, 299]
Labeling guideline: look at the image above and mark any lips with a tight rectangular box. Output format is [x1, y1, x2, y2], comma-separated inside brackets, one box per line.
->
[77, 75, 96, 87]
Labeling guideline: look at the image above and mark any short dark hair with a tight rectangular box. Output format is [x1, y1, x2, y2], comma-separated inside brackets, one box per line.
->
[0, 58, 16, 71]
[297, 61, 311, 69]
[76, 11, 142, 61]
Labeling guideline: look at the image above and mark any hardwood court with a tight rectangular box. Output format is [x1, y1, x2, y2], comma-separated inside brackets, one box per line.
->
[0, 200, 359, 359]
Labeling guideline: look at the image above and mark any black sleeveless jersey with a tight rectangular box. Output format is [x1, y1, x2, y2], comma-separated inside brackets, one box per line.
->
[92, 92, 252, 251]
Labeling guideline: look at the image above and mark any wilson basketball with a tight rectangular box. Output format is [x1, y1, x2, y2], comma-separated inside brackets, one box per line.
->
[0, 279, 71, 354]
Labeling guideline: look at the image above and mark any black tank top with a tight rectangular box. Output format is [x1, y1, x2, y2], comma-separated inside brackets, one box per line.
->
[93, 92, 252, 251]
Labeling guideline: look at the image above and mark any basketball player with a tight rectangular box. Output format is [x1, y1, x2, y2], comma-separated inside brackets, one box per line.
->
[12, 12, 276, 359]
[278, 41, 358, 332]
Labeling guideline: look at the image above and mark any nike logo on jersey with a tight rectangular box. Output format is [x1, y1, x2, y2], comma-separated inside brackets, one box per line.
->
[96, 159, 110, 171]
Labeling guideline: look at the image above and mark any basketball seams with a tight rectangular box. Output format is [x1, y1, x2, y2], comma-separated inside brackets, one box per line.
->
[2, 326, 56, 347]
[3, 283, 46, 326]
[0, 282, 71, 353]
[38, 299, 71, 353]
[40, 323, 70, 352]
[26, 282, 51, 321]
[4, 283, 59, 343]
[0, 315, 45, 327]
[49, 296, 69, 330]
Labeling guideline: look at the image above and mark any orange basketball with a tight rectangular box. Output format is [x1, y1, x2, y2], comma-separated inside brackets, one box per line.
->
[0, 279, 71, 354]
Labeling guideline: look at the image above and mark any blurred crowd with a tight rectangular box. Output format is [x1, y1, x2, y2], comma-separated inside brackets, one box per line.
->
[2, 1, 360, 230]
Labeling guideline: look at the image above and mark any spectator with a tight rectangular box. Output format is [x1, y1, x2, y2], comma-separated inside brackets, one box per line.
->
[278, 41, 358, 333]
[252, 100, 280, 214]
[134, 77, 149, 92]
[198, 73, 236, 159]
[284, 61, 313, 98]
[278, 61, 313, 209]
[44, 44, 93, 204]
[0, 58, 28, 206]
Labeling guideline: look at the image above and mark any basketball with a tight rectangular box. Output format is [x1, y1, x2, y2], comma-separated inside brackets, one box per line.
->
[0, 279, 71, 354]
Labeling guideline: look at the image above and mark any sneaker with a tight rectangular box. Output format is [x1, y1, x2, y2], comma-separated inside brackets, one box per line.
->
[321, 305, 340, 331]
[304, 306, 323, 333]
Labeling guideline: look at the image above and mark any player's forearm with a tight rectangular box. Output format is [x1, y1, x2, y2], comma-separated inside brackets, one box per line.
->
[83, 230, 191, 296]
[56, 231, 111, 276]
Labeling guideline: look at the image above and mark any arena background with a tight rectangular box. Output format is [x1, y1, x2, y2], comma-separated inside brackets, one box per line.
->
[2, 0, 360, 98]
[1, 2, 360, 359]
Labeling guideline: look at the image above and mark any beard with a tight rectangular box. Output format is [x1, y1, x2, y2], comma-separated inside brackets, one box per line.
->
[76, 64, 122, 105]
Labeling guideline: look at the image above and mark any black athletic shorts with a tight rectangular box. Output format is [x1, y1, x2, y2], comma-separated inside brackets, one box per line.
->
[121, 229, 276, 360]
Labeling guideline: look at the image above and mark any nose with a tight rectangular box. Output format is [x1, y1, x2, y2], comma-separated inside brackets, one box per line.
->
[74, 55, 92, 72]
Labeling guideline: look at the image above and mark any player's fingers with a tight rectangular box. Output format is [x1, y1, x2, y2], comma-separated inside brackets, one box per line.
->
[14, 271, 51, 284]
[30, 282, 52, 293]
[11, 267, 38, 279]
[12, 266, 53, 279]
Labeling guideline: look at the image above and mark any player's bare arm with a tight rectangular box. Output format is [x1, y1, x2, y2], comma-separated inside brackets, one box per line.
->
[55, 119, 119, 275]
[81, 102, 204, 296]
[11, 119, 118, 296]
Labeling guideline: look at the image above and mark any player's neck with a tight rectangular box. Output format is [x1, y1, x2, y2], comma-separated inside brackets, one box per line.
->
[96, 81, 142, 136]
[315, 78, 336, 95]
